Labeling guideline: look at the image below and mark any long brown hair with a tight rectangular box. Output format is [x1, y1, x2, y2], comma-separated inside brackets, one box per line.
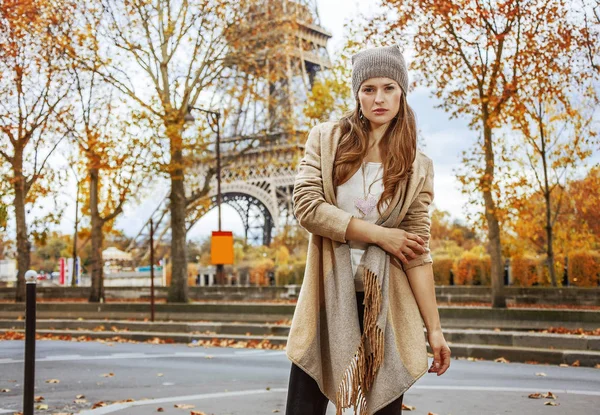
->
[333, 93, 417, 216]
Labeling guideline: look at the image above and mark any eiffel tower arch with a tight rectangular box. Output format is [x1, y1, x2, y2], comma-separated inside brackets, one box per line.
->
[186, 137, 301, 246]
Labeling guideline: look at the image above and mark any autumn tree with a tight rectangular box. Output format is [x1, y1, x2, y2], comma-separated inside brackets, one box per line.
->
[0, 0, 76, 301]
[31, 231, 70, 273]
[61, 5, 154, 301]
[505, 166, 600, 262]
[568, 165, 600, 240]
[508, 102, 595, 285]
[369, 0, 576, 307]
[490, 0, 597, 286]
[576, 0, 600, 76]
[70, 88, 152, 302]
[69, 0, 302, 302]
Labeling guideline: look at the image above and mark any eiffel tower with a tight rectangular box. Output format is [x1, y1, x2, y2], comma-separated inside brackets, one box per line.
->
[127, 0, 332, 262]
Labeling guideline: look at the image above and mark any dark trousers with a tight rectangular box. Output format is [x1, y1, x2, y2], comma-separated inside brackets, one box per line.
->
[285, 291, 404, 414]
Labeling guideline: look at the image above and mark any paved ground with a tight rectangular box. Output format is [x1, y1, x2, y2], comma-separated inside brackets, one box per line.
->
[1, 340, 599, 414]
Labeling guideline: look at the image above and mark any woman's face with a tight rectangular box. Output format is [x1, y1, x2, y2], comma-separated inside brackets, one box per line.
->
[357, 77, 402, 129]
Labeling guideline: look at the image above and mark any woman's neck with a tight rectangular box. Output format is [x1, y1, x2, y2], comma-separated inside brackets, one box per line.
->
[368, 122, 389, 148]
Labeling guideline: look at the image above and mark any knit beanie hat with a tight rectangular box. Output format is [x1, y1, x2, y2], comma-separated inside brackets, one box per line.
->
[351, 44, 409, 99]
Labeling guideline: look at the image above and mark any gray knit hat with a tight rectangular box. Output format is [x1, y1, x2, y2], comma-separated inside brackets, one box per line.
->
[351, 44, 409, 99]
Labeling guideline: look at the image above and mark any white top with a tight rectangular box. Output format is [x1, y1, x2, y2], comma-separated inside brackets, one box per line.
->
[335, 162, 388, 291]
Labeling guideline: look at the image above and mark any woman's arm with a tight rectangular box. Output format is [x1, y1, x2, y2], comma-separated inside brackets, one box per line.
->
[345, 219, 426, 264]
[406, 263, 451, 376]
[399, 159, 450, 375]
[293, 123, 354, 243]
[405, 263, 440, 332]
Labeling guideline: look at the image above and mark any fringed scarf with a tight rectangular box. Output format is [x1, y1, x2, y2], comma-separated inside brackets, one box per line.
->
[334, 200, 404, 414]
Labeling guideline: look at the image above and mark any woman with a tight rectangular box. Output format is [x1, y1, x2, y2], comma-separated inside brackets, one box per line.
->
[285, 44, 452, 415]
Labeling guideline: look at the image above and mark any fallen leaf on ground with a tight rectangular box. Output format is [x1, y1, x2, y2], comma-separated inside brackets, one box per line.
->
[494, 357, 510, 363]
[157, 408, 164, 412]
[427, 412, 438, 415]
[528, 393, 543, 399]
[1, 388, 10, 392]
[34, 396, 44, 402]
[542, 326, 600, 336]
[45, 379, 60, 384]
[173, 404, 194, 409]
[544, 401, 559, 406]
[92, 402, 107, 409]
[74, 399, 87, 404]
[595, 364, 600, 369]
[401, 403, 416, 410]
[535, 372, 547, 377]
[35, 404, 48, 410]
[559, 363, 569, 367]
[571, 360, 580, 367]
[190, 411, 207, 415]
[272, 410, 280, 413]
[544, 392, 557, 399]
[101, 373, 114, 378]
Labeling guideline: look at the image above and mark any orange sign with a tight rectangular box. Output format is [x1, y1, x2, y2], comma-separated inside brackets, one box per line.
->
[211, 231, 234, 265]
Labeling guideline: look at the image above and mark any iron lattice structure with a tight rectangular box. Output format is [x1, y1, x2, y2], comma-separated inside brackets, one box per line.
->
[128, 0, 331, 262]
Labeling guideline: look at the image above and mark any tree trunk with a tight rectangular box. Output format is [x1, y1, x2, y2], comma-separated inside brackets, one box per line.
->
[482, 115, 506, 308]
[539, 121, 557, 286]
[88, 167, 105, 303]
[167, 123, 189, 303]
[13, 160, 30, 303]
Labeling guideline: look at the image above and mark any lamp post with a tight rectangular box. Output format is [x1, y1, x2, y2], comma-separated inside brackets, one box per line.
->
[184, 106, 224, 284]
[68, 164, 81, 287]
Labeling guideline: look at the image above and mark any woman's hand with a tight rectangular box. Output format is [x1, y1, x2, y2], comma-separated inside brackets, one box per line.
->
[427, 329, 451, 376]
[375, 228, 426, 265]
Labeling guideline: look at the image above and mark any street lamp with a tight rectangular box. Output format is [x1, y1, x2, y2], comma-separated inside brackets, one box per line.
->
[185, 105, 226, 284]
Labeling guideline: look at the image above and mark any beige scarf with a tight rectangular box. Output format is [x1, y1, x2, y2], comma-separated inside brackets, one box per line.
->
[332, 201, 407, 413]
[287, 121, 434, 414]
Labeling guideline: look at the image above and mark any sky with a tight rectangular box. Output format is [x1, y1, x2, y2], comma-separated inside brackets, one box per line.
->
[37, 0, 597, 245]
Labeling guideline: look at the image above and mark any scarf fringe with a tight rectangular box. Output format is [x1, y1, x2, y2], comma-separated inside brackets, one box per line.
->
[335, 267, 385, 415]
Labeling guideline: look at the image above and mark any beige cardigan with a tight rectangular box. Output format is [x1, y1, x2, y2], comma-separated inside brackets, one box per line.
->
[286, 121, 435, 414]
